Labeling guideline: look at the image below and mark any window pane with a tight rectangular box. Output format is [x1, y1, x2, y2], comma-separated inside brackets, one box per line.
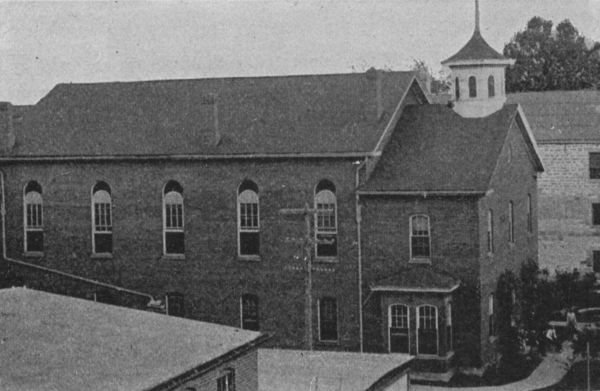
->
[166, 232, 185, 254]
[594, 251, 600, 273]
[316, 233, 337, 257]
[469, 76, 477, 98]
[94, 233, 113, 253]
[590, 153, 600, 179]
[242, 295, 259, 331]
[320, 298, 338, 341]
[26, 231, 43, 252]
[593, 203, 600, 225]
[390, 305, 409, 353]
[240, 231, 260, 256]
[418, 306, 438, 355]
[167, 293, 184, 317]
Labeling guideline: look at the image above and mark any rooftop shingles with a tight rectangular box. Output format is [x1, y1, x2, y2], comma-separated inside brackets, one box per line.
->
[507, 90, 600, 143]
[12, 72, 416, 157]
[362, 104, 518, 192]
[0, 287, 263, 391]
[441, 30, 508, 64]
[371, 266, 460, 292]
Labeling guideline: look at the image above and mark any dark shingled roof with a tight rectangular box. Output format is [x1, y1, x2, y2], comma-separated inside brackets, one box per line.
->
[12, 71, 416, 157]
[371, 266, 460, 292]
[442, 30, 507, 64]
[507, 90, 600, 143]
[362, 104, 519, 192]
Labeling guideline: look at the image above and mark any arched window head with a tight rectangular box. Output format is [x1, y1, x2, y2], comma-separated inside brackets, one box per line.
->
[23, 181, 43, 253]
[455, 77, 460, 101]
[469, 76, 477, 98]
[488, 75, 495, 97]
[315, 179, 337, 257]
[163, 180, 184, 255]
[92, 181, 112, 254]
[238, 180, 260, 257]
[389, 304, 410, 353]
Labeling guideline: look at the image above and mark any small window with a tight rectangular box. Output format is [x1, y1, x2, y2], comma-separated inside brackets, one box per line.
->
[593, 251, 600, 273]
[488, 75, 495, 97]
[238, 180, 260, 257]
[389, 304, 409, 353]
[455, 77, 460, 101]
[446, 302, 453, 352]
[417, 305, 438, 355]
[315, 180, 338, 258]
[527, 194, 533, 233]
[23, 181, 43, 253]
[469, 76, 477, 98]
[489, 294, 496, 336]
[410, 215, 431, 259]
[241, 294, 259, 331]
[593, 203, 600, 225]
[590, 153, 600, 179]
[163, 180, 184, 255]
[217, 369, 235, 391]
[508, 201, 515, 243]
[487, 209, 494, 254]
[92, 181, 112, 254]
[166, 292, 184, 317]
[319, 297, 338, 341]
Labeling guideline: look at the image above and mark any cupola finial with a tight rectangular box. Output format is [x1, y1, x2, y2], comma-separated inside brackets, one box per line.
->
[475, 0, 480, 32]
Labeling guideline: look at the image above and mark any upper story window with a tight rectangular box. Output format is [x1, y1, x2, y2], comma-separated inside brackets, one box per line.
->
[23, 181, 43, 253]
[487, 209, 494, 254]
[319, 297, 338, 341]
[593, 203, 600, 225]
[488, 75, 495, 97]
[508, 201, 515, 243]
[417, 305, 438, 355]
[238, 180, 260, 257]
[315, 180, 337, 258]
[217, 369, 235, 391]
[92, 181, 112, 254]
[468, 76, 477, 98]
[389, 304, 409, 353]
[410, 215, 431, 260]
[455, 77, 460, 101]
[166, 292, 185, 317]
[241, 293, 259, 331]
[527, 194, 533, 233]
[590, 153, 600, 179]
[163, 180, 184, 256]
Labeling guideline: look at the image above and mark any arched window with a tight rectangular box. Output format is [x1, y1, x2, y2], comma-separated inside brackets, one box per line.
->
[315, 180, 337, 257]
[241, 293, 259, 331]
[469, 76, 477, 98]
[23, 181, 43, 253]
[163, 180, 184, 256]
[92, 181, 112, 254]
[410, 215, 430, 259]
[389, 304, 409, 353]
[455, 77, 460, 101]
[238, 180, 260, 257]
[488, 75, 495, 97]
[417, 305, 438, 355]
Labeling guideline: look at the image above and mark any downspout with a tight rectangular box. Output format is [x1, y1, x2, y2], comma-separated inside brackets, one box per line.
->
[0, 170, 160, 306]
[354, 159, 367, 352]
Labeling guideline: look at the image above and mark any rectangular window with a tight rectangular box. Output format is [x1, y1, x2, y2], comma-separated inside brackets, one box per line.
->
[410, 215, 431, 259]
[241, 294, 259, 331]
[166, 293, 184, 317]
[25, 203, 43, 252]
[593, 251, 600, 273]
[487, 209, 494, 254]
[239, 201, 260, 256]
[93, 202, 112, 253]
[418, 306, 438, 355]
[319, 297, 338, 341]
[316, 203, 337, 257]
[593, 203, 600, 225]
[389, 305, 409, 353]
[590, 153, 600, 179]
[508, 201, 515, 243]
[165, 203, 184, 255]
[217, 370, 235, 391]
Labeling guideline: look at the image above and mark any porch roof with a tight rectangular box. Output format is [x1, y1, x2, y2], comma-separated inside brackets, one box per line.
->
[370, 266, 460, 294]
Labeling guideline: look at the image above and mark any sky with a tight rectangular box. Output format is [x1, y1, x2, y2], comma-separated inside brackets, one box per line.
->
[1, 0, 600, 104]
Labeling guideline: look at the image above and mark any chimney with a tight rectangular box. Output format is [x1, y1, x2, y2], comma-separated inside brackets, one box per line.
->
[366, 68, 384, 120]
[0, 102, 15, 153]
[199, 94, 220, 146]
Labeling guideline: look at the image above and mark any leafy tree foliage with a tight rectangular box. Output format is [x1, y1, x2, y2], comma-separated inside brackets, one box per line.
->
[411, 59, 451, 94]
[503, 17, 600, 92]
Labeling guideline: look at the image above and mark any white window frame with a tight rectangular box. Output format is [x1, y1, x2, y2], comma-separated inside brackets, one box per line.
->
[417, 304, 439, 356]
[410, 215, 431, 261]
[388, 303, 410, 353]
[162, 183, 184, 256]
[91, 184, 112, 255]
[314, 185, 338, 258]
[237, 185, 260, 257]
[318, 297, 339, 342]
[216, 369, 235, 391]
[23, 183, 43, 254]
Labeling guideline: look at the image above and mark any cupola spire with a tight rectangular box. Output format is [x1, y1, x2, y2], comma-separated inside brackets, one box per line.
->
[475, 0, 480, 32]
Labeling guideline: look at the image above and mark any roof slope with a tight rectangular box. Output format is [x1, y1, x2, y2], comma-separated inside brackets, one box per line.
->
[362, 104, 518, 192]
[12, 72, 416, 157]
[442, 30, 508, 64]
[507, 90, 600, 143]
[0, 287, 263, 391]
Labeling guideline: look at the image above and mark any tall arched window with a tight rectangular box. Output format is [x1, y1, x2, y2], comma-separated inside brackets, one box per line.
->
[455, 77, 460, 101]
[469, 76, 477, 98]
[389, 304, 410, 353]
[241, 293, 259, 331]
[315, 180, 337, 257]
[417, 305, 438, 355]
[163, 180, 184, 256]
[92, 181, 112, 254]
[23, 181, 43, 253]
[238, 180, 260, 257]
[410, 215, 430, 259]
[488, 75, 495, 97]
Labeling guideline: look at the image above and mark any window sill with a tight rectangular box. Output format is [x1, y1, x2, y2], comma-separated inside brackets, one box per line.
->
[417, 351, 454, 360]
[91, 253, 113, 260]
[23, 251, 44, 258]
[161, 254, 186, 261]
[316, 339, 340, 346]
[314, 256, 339, 264]
[238, 255, 261, 262]
[409, 257, 431, 264]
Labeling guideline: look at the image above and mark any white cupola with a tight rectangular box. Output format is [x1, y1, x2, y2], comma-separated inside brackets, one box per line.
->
[441, 0, 515, 118]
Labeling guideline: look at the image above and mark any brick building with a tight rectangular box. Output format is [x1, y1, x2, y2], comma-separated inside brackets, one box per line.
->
[0, 6, 543, 378]
[507, 91, 600, 274]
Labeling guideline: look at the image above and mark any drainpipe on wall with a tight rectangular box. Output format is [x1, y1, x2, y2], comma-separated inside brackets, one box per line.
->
[0, 170, 161, 307]
[354, 159, 367, 352]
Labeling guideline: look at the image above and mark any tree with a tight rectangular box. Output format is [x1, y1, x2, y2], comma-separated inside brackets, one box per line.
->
[503, 17, 600, 92]
[410, 59, 451, 94]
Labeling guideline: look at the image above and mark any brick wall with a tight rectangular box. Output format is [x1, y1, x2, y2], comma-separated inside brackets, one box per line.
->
[536, 143, 600, 272]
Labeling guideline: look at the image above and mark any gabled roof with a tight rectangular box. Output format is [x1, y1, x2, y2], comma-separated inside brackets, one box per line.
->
[371, 266, 460, 293]
[441, 30, 510, 65]
[0, 287, 265, 391]
[361, 104, 520, 193]
[507, 90, 600, 143]
[11, 71, 417, 158]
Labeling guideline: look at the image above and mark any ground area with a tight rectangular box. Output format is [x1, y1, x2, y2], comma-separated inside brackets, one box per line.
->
[537, 359, 600, 391]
